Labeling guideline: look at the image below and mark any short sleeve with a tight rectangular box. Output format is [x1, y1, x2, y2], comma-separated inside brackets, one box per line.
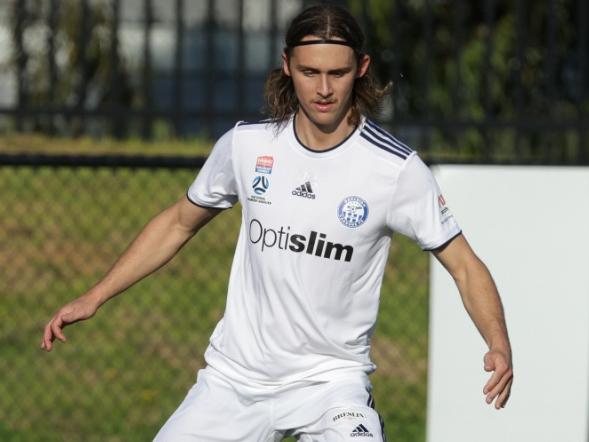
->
[187, 128, 238, 209]
[386, 154, 461, 250]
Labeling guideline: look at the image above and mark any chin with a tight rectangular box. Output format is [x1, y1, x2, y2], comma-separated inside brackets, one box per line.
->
[304, 108, 340, 129]
[313, 113, 336, 126]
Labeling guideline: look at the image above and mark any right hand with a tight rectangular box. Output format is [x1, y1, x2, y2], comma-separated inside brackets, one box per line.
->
[40, 294, 100, 352]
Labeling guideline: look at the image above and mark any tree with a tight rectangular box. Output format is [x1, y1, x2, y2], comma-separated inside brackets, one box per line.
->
[348, 0, 588, 162]
[7, 0, 135, 136]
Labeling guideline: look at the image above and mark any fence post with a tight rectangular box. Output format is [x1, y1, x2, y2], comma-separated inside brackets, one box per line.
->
[481, 0, 496, 161]
[514, 0, 526, 160]
[421, 0, 433, 154]
[269, 0, 278, 68]
[47, 0, 58, 135]
[75, 0, 90, 136]
[578, 0, 588, 163]
[142, 0, 153, 139]
[236, 0, 245, 120]
[110, 0, 123, 138]
[204, 0, 215, 136]
[173, 0, 184, 137]
[14, 0, 26, 132]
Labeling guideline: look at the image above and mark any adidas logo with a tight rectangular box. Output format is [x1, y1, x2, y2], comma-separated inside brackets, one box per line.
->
[350, 424, 373, 438]
[292, 181, 316, 199]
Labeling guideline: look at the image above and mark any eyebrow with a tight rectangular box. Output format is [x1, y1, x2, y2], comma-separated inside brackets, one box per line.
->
[295, 64, 354, 74]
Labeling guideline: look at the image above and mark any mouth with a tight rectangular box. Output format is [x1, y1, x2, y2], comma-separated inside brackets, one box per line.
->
[313, 101, 335, 113]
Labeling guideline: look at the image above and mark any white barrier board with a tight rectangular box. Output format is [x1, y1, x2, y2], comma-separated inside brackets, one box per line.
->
[427, 166, 589, 442]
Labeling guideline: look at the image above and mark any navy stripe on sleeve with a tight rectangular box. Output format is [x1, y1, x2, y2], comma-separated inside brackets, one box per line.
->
[366, 120, 413, 154]
[360, 131, 408, 159]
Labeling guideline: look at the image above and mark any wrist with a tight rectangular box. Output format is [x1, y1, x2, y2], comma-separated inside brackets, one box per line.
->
[83, 286, 110, 309]
[488, 338, 512, 358]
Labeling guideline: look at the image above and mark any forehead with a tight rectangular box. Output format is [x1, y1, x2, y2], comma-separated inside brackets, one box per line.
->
[289, 40, 356, 69]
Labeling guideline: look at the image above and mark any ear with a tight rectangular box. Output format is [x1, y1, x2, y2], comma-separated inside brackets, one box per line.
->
[282, 51, 291, 76]
[356, 54, 371, 78]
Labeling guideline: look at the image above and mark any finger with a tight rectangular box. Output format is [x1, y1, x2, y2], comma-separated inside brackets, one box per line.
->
[41, 329, 47, 349]
[42, 320, 56, 351]
[50, 317, 67, 343]
[483, 353, 509, 393]
[483, 368, 504, 394]
[496, 378, 513, 409]
[486, 368, 513, 404]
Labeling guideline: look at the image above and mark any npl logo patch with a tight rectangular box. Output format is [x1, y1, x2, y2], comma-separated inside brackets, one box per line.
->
[338, 196, 369, 228]
[252, 175, 270, 195]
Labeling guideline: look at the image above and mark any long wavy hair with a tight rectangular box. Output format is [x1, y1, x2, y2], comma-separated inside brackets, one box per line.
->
[264, 4, 390, 128]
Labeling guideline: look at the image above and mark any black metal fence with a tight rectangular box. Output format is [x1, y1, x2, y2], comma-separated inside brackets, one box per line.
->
[1, 0, 321, 137]
[0, 0, 588, 163]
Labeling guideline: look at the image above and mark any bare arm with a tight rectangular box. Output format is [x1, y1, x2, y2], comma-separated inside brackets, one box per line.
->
[41, 196, 222, 351]
[433, 234, 513, 409]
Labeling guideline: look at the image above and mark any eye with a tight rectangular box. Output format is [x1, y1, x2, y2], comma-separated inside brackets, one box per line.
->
[331, 70, 349, 78]
[303, 70, 316, 77]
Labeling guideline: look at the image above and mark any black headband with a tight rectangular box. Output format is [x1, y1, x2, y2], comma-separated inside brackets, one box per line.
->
[285, 39, 355, 50]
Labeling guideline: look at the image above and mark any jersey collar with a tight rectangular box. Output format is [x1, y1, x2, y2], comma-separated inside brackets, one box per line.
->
[287, 113, 365, 158]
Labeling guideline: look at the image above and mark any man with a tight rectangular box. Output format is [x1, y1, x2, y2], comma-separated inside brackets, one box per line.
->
[41, 5, 513, 441]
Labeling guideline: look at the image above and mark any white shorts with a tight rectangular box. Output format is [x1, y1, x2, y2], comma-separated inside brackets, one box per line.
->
[154, 367, 387, 441]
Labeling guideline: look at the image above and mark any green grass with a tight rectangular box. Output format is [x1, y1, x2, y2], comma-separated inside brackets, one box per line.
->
[0, 133, 214, 156]
[0, 138, 430, 441]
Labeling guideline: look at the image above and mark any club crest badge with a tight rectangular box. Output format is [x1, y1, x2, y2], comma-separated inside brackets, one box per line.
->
[338, 196, 369, 228]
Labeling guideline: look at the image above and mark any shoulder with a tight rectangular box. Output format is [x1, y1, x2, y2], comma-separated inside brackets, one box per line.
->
[231, 118, 287, 147]
[232, 118, 282, 139]
[357, 118, 415, 166]
[212, 118, 276, 149]
[235, 118, 276, 131]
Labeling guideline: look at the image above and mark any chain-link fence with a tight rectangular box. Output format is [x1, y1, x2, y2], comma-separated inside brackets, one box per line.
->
[0, 161, 429, 441]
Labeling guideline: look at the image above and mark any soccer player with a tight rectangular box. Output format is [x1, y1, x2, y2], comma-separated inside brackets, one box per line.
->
[41, 5, 513, 441]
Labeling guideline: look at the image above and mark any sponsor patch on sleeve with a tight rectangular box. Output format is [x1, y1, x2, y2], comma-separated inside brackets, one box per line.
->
[438, 194, 453, 224]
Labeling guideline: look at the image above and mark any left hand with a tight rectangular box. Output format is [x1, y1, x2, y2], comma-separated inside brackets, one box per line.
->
[483, 350, 513, 409]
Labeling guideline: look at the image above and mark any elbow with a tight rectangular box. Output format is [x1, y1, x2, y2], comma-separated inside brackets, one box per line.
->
[451, 255, 488, 288]
[451, 266, 468, 286]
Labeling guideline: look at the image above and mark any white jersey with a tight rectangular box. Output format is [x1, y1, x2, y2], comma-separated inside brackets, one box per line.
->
[187, 115, 461, 386]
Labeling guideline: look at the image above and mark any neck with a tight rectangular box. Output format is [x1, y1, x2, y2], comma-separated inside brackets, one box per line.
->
[294, 107, 357, 151]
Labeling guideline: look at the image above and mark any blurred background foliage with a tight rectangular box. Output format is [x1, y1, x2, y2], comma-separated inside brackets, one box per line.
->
[350, 0, 585, 118]
[347, 0, 588, 162]
[1, 0, 587, 161]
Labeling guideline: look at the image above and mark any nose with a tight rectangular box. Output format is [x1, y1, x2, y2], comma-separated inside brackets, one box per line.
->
[317, 74, 333, 98]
